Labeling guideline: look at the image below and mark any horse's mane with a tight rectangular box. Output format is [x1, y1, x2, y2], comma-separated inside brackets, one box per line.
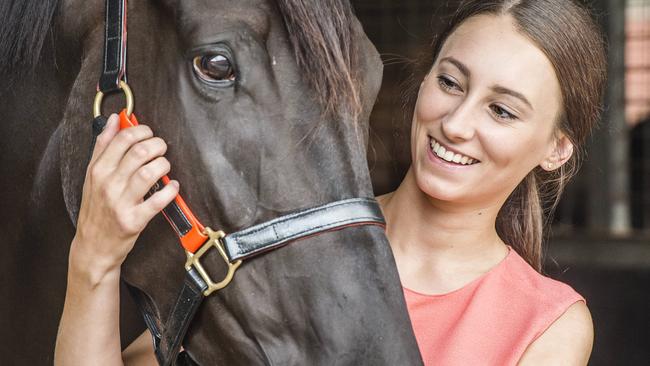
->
[276, 0, 361, 119]
[0, 0, 60, 77]
[0, 0, 361, 118]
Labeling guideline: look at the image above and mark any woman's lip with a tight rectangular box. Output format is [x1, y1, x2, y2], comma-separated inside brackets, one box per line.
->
[428, 136, 480, 163]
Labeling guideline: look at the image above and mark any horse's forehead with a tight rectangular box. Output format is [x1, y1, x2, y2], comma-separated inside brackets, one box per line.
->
[60, 0, 277, 43]
[176, 0, 274, 39]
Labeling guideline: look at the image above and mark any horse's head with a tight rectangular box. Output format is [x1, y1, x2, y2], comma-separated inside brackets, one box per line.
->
[58, 0, 421, 363]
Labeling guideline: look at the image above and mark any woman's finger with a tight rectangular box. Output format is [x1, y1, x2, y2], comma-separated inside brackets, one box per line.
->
[132, 180, 180, 227]
[89, 114, 120, 165]
[94, 124, 154, 172]
[124, 156, 172, 203]
[113, 137, 168, 185]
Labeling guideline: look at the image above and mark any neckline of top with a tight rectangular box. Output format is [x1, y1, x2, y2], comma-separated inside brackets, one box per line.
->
[402, 246, 513, 298]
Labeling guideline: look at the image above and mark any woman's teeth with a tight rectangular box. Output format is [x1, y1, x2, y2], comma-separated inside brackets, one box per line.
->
[430, 138, 476, 165]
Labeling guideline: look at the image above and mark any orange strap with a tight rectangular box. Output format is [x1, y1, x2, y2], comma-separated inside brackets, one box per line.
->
[118, 110, 208, 253]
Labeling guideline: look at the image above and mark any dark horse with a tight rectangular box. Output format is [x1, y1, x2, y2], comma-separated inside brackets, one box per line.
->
[0, 0, 422, 364]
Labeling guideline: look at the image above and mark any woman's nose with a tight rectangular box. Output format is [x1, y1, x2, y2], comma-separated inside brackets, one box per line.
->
[441, 100, 476, 142]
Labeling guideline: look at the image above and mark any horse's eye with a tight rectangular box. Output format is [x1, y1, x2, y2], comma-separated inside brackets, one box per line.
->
[192, 54, 235, 84]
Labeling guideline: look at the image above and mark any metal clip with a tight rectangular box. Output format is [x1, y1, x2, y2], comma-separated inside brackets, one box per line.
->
[184, 227, 242, 296]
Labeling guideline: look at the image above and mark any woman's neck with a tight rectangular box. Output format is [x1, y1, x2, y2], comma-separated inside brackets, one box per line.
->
[378, 168, 509, 293]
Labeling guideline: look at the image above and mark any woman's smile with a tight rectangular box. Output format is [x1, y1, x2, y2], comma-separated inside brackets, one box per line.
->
[425, 137, 480, 172]
[428, 136, 479, 166]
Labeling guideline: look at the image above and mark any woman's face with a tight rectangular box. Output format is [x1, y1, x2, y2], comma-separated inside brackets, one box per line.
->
[411, 14, 567, 207]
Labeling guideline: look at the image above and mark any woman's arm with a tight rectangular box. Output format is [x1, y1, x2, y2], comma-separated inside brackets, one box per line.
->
[518, 301, 594, 365]
[54, 114, 179, 366]
[122, 331, 160, 365]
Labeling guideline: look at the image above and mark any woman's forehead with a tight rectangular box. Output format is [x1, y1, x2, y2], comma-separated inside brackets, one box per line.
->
[437, 14, 561, 110]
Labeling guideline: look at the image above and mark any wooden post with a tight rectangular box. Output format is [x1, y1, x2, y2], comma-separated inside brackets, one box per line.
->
[586, 0, 631, 235]
[608, 0, 632, 235]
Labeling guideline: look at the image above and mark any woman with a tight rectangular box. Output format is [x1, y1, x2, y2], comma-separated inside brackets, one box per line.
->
[55, 0, 606, 364]
[380, 0, 605, 364]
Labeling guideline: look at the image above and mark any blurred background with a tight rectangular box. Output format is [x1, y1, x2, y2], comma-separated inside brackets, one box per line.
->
[351, 0, 649, 364]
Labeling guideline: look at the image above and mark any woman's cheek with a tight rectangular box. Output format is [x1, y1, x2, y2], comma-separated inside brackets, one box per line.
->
[483, 128, 544, 175]
[415, 98, 438, 125]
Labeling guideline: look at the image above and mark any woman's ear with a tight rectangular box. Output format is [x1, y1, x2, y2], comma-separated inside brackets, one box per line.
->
[541, 132, 574, 171]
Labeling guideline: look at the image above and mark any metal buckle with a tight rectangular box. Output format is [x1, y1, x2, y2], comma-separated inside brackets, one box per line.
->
[184, 227, 242, 296]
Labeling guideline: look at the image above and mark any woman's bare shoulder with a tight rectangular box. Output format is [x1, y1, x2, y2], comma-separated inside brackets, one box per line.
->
[518, 301, 594, 365]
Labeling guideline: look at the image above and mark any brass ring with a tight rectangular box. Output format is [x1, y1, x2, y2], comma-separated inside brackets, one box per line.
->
[93, 80, 134, 118]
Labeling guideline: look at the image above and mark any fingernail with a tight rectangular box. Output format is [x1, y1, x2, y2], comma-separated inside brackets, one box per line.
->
[170, 180, 180, 189]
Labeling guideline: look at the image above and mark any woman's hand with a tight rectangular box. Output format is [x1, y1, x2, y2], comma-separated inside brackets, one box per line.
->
[71, 113, 179, 283]
[55, 113, 178, 366]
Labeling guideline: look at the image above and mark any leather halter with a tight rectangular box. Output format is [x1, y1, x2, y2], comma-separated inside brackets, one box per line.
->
[92, 1, 386, 365]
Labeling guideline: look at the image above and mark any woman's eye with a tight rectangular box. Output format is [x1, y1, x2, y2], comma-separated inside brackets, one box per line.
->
[490, 104, 517, 120]
[437, 75, 462, 93]
[192, 54, 235, 84]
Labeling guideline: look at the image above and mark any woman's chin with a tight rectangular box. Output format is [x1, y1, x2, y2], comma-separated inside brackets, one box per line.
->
[414, 176, 465, 203]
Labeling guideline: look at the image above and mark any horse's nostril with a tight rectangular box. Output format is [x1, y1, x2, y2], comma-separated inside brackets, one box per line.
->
[193, 54, 236, 84]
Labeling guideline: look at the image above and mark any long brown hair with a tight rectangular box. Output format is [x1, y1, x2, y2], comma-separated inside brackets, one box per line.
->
[404, 0, 607, 271]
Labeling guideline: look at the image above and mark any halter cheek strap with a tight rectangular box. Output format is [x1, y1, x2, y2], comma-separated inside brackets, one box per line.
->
[115, 111, 209, 254]
[99, 0, 127, 94]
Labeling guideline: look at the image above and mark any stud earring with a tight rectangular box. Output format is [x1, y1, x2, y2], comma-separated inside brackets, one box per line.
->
[547, 162, 554, 170]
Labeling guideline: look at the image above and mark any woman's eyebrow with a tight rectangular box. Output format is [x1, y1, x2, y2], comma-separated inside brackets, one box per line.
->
[440, 56, 534, 111]
[440, 56, 470, 78]
[490, 85, 534, 110]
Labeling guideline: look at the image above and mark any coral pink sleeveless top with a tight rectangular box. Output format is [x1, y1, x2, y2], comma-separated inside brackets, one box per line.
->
[403, 248, 584, 365]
